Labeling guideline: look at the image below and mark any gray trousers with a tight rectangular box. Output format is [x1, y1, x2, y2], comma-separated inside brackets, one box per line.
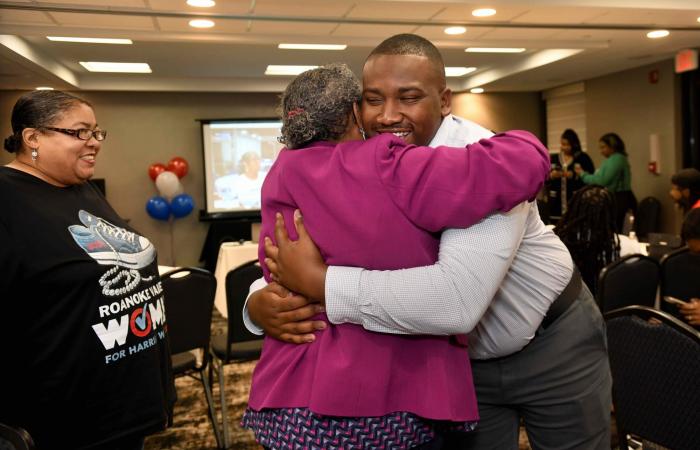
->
[445, 285, 612, 450]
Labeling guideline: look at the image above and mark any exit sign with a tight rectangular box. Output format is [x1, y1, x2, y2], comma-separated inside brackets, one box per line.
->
[675, 49, 698, 73]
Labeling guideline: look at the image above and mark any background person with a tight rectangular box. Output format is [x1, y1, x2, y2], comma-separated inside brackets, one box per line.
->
[242, 64, 550, 450]
[247, 33, 611, 450]
[214, 150, 264, 208]
[554, 185, 642, 295]
[0, 90, 175, 449]
[675, 208, 700, 326]
[548, 128, 594, 218]
[576, 132, 636, 232]
[670, 167, 700, 214]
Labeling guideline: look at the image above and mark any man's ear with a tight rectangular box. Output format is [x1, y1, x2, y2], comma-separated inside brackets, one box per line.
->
[440, 87, 452, 117]
[352, 102, 362, 127]
[21, 128, 40, 148]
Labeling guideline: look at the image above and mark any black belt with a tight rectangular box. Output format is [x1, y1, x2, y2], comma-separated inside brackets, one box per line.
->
[540, 266, 582, 329]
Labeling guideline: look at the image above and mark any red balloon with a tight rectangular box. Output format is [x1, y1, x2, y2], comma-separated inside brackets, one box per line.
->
[167, 157, 189, 179]
[148, 163, 167, 181]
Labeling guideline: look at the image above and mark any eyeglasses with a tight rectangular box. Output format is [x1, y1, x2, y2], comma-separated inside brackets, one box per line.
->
[43, 127, 107, 141]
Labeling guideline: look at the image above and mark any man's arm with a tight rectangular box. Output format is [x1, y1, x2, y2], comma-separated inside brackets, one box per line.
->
[265, 204, 530, 336]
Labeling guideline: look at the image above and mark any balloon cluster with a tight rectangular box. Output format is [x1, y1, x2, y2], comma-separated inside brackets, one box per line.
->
[146, 157, 195, 221]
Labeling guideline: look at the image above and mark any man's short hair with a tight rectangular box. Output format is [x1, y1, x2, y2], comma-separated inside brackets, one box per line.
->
[366, 34, 446, 87]
[671, 168, 700, 190]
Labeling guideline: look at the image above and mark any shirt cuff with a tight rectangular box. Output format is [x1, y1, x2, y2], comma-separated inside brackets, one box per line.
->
[241, 276, 267, 335]
[325, 266, 365, 325]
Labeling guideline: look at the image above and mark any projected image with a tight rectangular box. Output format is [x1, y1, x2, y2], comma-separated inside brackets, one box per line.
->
[202, 120, 284, 214]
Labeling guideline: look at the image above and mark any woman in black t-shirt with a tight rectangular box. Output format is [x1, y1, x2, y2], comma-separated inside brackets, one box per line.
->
[0, 91, 175, 449]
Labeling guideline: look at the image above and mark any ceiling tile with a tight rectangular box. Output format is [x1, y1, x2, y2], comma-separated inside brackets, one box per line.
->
[148, 0, 250, 13]
[35, 0, 148, 7]
[478, 27, 563, 41]
[248, 20, 339, 35]
[156, 16, 248, 33]
[253, 0, 355, 18]
[50, 12, 156, 30]
[432, 5, 531, 22]
[0, 9, 54, 24]
[511, 6, 609, 24]
[347, 1, 447, 20]
[332, 23, 417, 38]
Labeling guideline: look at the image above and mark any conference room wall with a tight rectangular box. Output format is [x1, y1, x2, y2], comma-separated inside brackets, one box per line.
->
[585, 58, 682, 233]
[0, 89, 543, 266]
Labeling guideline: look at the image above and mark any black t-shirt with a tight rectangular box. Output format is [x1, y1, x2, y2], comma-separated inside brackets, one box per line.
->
[0, 167, 175, 449]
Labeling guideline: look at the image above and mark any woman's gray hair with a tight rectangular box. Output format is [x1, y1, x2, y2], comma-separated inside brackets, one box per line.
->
[279, 63, 361, 149]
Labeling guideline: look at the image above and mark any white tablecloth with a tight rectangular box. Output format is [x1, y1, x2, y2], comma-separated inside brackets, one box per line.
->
[213, 241, 259, 317]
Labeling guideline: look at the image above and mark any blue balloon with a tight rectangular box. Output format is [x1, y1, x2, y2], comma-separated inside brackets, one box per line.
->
[146, 196, 171, 221]
[170, 193, 194, 218]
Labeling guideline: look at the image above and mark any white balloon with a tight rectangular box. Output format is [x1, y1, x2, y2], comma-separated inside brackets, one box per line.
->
[155, 171, 182, 200]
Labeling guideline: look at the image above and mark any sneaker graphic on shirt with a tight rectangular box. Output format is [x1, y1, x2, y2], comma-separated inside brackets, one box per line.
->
[69, 210, 155, 269]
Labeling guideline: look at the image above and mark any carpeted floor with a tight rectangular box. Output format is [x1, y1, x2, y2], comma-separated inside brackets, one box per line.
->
[144, 311, 615, 449]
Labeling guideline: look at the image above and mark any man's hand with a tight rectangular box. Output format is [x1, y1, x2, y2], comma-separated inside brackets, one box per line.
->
[264, 210, 328, 302]
[678, 298, 700, 326]
[248, 282, 326, 344]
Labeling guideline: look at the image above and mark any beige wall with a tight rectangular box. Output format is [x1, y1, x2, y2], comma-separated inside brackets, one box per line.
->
[585, 59, 683, 233]
[0, 91, 279, 266]
[452, 91, 544, 138]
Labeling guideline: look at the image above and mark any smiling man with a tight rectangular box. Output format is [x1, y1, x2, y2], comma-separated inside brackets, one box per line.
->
[246, 34, 611, 449]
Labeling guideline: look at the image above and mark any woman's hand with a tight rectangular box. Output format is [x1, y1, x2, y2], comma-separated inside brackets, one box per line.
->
[678, 298, 700, 326]
[550, 169, 562, 179]
[264, 210, 328, 302]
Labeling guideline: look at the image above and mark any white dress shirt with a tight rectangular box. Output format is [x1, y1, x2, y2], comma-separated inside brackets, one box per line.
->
[244, 115, 574, 359]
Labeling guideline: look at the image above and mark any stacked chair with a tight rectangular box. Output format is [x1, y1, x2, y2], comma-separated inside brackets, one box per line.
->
[210, 259, 265, 448]
[161, 267, 222, 448]
[605, 306, 700, 450]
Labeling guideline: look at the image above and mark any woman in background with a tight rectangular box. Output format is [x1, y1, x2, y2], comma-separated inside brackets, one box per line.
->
[0, 90, 175, 449]
[554, 185, 642, 295]
[549, 128, 595, 218]
[576, 132, 636, 232]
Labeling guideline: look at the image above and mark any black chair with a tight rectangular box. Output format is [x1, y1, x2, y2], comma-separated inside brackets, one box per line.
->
[0, 423, 34, 450]
[210, 259, 264, 448]
[161, 267, 222, 448]
[605, 306, 700, 450]
[660, 247, 700, 319]
[634, 196, 661, 241]
[596, 254, 659, 313]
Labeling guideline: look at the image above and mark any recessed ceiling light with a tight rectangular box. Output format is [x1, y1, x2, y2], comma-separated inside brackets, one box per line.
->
[465, 47, 526, 53]
[697, 16, 700, 23]
[265, 65, 318, 76]
[35, 86, 54, 90]
[189, 19, 215, 28]
[47, 36, 133, 44]
[278, 43, 347, 50]
[472, 8, 496, 17]
[470, 87, 485, 94]
[444, 26, 467, 35]
[646, 29, 670, 39]
[445, 67, 477, 77]
[79, 62, 152, 73]
[186, 0, 215, 7]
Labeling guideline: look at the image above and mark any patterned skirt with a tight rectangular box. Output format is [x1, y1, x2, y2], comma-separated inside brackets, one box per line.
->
[242, 407, 477, 450]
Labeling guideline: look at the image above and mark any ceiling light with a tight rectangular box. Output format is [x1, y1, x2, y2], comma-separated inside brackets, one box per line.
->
[35, 86, 54, 90]
[79, 62, 152, 73]
[470, 87, 485, 94]
[445, 67, 477, 77]
[278, 43, 347, 50]
[47, 36, 133, 44]
[472, 8, 496, 17]
[265, 65, 318, 76]
[465, 47, 526, 53]
[444, 26, 467, 35]
[697, 16, 700, 23]
[189, 19, 215, 28]
[646, 29, 670, 39]
[186, 0, 215, 7]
